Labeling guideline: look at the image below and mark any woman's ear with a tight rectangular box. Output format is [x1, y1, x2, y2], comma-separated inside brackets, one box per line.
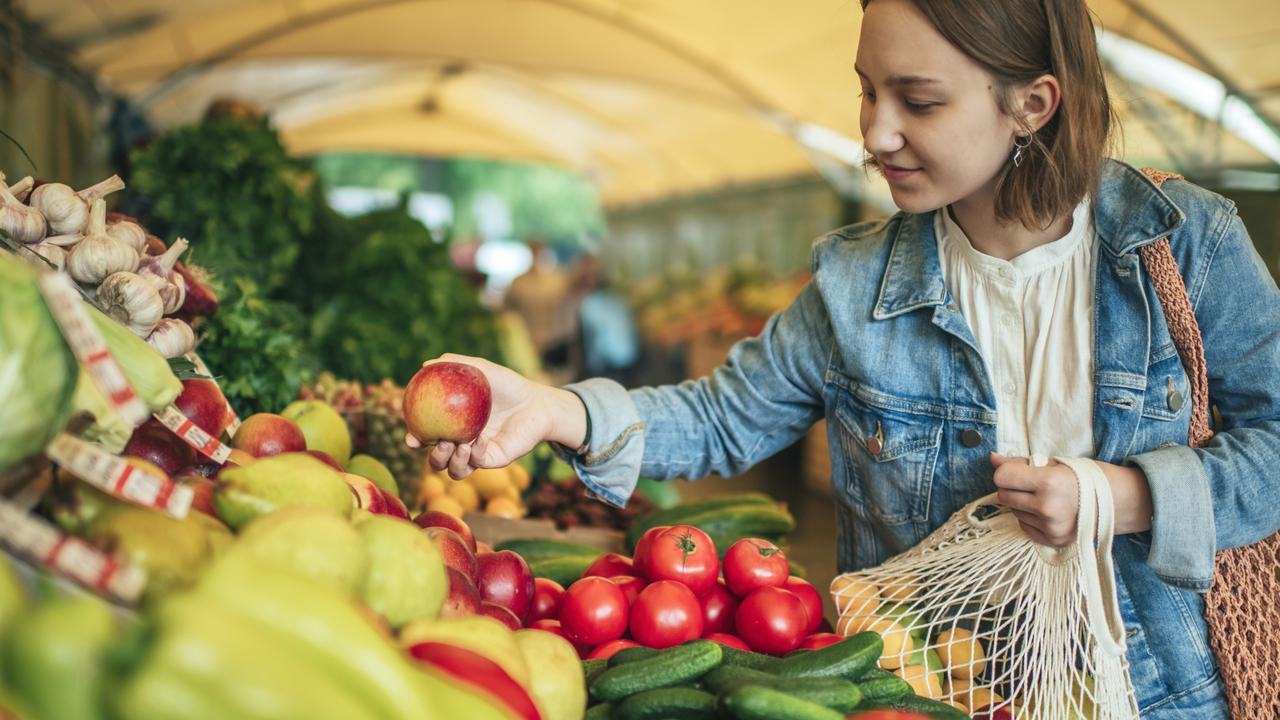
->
[1013, 73, 1062, 134]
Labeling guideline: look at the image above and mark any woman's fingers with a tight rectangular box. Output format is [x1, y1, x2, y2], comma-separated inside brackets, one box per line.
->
[428, 441, 455, 471]
[447, 442, 474, 480]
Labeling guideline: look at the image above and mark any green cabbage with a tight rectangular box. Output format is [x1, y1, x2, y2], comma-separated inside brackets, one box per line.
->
[0, 255, 78, 470]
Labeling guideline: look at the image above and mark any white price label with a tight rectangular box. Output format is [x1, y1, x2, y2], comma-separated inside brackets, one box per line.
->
[0, 500, 145, 602]
[46, 434, 193, 518]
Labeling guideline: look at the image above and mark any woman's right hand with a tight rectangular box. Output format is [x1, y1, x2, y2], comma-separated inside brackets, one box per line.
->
[406, 354, 588, 479]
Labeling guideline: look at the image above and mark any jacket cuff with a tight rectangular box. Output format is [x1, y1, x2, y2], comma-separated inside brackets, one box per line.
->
[551, 378, 645, 509]
[1126, 443, 1216, 592]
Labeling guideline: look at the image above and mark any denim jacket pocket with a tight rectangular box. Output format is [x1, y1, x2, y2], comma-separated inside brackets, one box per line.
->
[1141, 344, 1191, 423]
[832, 383, 943, 525]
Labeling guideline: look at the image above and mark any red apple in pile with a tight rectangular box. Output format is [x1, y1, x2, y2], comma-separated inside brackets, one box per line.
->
[306, 450, 344, 471]
[230, 413, 306, 458]
[343, 474, 389, 514]
[424, 527, 478, 579]
[413, 510, 477, 553]
[441, 568, 483, 618]
[123, 420, 194, 475]
[475, 550, 535, 623]
[174, 474, 218, 516]
[382, 494, 410, 520]
[479, 601, 523, 631]
[402, 362, 492, 444]
[174, 378, 230, 438]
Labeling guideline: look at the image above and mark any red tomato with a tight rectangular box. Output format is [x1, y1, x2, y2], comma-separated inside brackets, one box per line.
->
[702, 632, 751, 651]
[559, 577, 629, 647]
[637, 525, 719, 596]
[629, 580, 704, 648]
[734, 586, 809, 655]
[784, 576, 824, 635]
[528, 578, 565, 623]
[630, 525, 669, 579]
[700, 579, 739, 635]
[585, 638, 639, 660]
[847, 712, 931, 720]
[723, 538, 789, 597]
[584, 552, 635, 579]
[609, 575, 646, 607]
[799, 632, 843, 650]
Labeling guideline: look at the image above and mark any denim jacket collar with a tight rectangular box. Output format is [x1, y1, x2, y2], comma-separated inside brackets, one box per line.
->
[872, 159, 1186, 321]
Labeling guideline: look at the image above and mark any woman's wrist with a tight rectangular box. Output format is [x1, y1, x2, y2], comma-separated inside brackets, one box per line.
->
[1097, 460, 1154, 535]
[545, 386, 589, 451]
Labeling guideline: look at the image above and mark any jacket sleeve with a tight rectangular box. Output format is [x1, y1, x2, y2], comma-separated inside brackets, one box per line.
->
[557, 280, 832, 507]
[1127, 202, 1280, 591]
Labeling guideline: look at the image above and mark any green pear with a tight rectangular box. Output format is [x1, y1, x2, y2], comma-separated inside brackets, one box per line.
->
[514, 629, 586, 720]
[87, 504, 213, 601]
[227, 506, 368, 596]
[190, 510, 234, 557]
[356, 515, 447, 628]
[0, 556, 27, 637]
[347, 454, 399, 499]
[400, 615, 531, 688]
[215, 452, 354, 530]
[282, 400, 352, 466]
[2, 594, 116, 720]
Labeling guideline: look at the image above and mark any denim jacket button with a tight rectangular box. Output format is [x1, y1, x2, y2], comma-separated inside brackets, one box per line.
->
[1168, 389, 1185, 412]
[960, 429, 983, 448]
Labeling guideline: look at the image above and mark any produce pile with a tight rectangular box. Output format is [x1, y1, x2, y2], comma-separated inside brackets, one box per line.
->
[629, 263, 806, 347]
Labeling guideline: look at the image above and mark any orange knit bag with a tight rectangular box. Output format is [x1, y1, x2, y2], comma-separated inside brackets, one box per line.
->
[1138, 167, 1280, 718]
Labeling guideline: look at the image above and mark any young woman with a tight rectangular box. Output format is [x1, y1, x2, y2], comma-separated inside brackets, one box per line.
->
[419, 0, 1280, 714]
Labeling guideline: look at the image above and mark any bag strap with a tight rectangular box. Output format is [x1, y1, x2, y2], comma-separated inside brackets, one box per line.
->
[1136, 168, 1215, 449]
[1055, 455, 1128, 657]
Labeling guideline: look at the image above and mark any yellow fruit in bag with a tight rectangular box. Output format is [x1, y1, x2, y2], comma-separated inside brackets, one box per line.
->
[831, 575, 880, 615]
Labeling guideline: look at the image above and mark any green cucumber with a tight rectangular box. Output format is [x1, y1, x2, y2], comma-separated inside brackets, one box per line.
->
[775, 631, 883, 680]
[528, 555, 597, 587]
[615, 688, 718, 720]
[720, 686, 845, 720]
[494, 538, 604, 561]
[590, 640, 723, 702]
[717, 644, 781, 672]
[625, 494, 780, 549]
[703, 665, 863, 712]
[584, 702, 614, 720]
[676, 507, 796, 554]
[861, 696, 970, 720]
[608, 646, 662, 667]
[583, 658, 609, 684]
[854, 674, 911, 703]
[858, 667, 898, 682]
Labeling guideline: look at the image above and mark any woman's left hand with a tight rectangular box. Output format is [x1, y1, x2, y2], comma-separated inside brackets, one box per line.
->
[991, 453, 1080, 546]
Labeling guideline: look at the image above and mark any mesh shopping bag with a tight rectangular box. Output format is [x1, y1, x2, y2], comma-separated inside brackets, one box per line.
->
[830, 456, 1140, 719]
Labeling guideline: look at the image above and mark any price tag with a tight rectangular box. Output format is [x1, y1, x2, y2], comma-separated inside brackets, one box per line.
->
[45, 434, 192, 519]
[38, 273, 149, 429]
[0, 500, 145, 603]
[153, 405, 232, 464]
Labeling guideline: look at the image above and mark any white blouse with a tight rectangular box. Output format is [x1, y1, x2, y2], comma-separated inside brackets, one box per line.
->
[935, 200, 1097, 459]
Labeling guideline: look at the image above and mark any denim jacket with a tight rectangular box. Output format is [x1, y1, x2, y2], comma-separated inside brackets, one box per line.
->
[562, 160, 1280, 716]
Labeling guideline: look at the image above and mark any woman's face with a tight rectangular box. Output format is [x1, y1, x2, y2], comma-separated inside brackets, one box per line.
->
[857, 0, 1020, 213]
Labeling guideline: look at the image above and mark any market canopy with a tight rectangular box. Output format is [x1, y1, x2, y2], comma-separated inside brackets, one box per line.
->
[17, 0, 1280, 207]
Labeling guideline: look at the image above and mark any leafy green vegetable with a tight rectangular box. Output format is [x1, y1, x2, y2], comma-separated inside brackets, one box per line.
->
[0, 254, 77, 470]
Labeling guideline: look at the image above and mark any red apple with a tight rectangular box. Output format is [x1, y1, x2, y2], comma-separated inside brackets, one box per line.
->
[124, 420, 194, 475]
[476, 541, 494, 554]
[479, 601, 522, 631]
[425, 527, 479, 579]
[412, 510, 477, 553]
[174, 474, 217, 516]
[382, 492, 410, 520]
[175, 379, 229, 438]
[529, 578, 565, 623]
[609, 575, 646, 607]
[407, 641, 540, 720]
[306, 449, 344, 470]
[403, 362, 492, 444]
[230, 413, 306, 458]
[476, 550, 535, 622]
[342, 473, 389, 514]
[583, 552, 634, 579]
[441, 568, 482, 617]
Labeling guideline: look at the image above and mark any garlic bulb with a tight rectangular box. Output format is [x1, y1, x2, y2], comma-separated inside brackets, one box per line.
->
[6, 175, 34, 202]
[29, 174, 125, 235]
[43, 233, 84, 247]
[66, 199, 138, 284]
[145, 318, 196, 358]
[17, 242, 67, 272]
[98, 271, 164, 337]
[0, 173, 47, 244]
[137, 237, 189, 314]
[107, 220, 148, 254]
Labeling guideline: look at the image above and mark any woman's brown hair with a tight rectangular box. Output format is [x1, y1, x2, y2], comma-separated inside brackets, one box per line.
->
[862, 0, 1117, 229]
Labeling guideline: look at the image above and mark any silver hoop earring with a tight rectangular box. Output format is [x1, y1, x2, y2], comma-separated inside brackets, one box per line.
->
[1012, 135, 1033, 167]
